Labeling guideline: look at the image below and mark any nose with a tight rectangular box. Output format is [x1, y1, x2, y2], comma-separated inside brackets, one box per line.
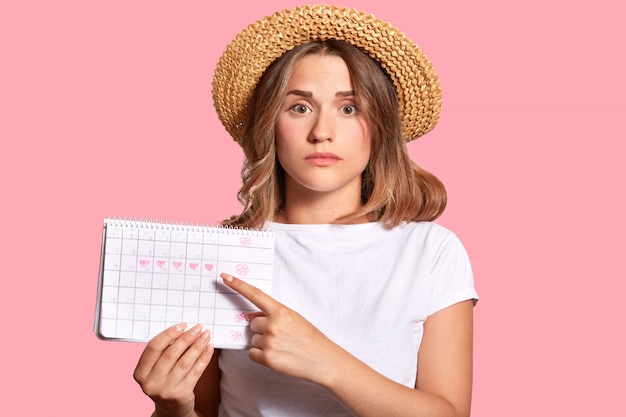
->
[308, 108, 334, 143]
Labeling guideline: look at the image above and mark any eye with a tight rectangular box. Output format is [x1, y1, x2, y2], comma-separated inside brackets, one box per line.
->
[291, 104, 311, 114]
[340, 104, 358, 115]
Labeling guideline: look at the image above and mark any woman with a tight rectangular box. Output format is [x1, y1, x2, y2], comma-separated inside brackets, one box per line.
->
[134, 6, 478, 417]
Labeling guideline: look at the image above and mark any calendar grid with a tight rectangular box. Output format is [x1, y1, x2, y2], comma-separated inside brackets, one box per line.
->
[94, 218, 274, 349]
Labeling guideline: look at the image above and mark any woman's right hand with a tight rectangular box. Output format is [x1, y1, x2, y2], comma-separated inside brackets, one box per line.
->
[134, 323, 215, 417]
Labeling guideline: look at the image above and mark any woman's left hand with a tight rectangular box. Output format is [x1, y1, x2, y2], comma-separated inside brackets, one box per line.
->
[221, 272, 340, 384]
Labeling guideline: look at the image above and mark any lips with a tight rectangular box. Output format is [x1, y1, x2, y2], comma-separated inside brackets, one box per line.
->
[305, 152, 341, 167]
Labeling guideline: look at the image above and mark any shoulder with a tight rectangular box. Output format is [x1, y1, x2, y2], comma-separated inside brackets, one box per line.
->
[396, 220, 456, 236]
[388, 221, 461, 246]
[386, 222, 472, 269]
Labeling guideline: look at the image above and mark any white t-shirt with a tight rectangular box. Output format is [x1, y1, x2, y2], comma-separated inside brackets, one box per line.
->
[218, 221, 478, 417]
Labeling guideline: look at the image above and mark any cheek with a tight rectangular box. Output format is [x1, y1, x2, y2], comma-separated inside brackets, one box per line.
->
[274, 133, 288, 163]
[275, 118, 295, 152]
[352, 123, 371, 163]
[274, 123, 295, 167]
[359, 143, 372, 170]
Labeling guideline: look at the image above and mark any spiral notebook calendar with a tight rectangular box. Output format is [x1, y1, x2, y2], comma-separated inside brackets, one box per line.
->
[94, 218, 274, 349]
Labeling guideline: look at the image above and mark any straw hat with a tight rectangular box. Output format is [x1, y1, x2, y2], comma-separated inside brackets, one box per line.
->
[212, 5, 442, 143]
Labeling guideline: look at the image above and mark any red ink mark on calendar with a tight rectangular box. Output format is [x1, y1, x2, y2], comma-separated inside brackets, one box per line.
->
[172, 261, 183, 269]
[235, 264, 249, 276]
[231, 331, 243, 341]
[239, 237, 251, 247]
[204, 263, 214, 272]
[157, 260, 166, 268]
[234, 312, 246, 323]
[189, 263, 198, 270]
[139, 259, 150, 267]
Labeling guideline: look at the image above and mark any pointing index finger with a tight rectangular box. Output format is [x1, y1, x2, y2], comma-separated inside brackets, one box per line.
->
[221, 273, 277, 313]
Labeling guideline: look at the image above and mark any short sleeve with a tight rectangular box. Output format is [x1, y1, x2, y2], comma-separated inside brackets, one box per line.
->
[426, 233, 479, 316]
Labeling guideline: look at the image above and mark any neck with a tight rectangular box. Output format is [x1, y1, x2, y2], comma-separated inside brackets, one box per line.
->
[274, 184, 369, 225]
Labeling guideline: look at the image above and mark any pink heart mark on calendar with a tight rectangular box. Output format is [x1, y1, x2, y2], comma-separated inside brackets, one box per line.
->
[204, 263, 214, 272]
[156, 260, 166, 268]
[172, 261, 183, 269]
[189, 263, 198, 270]
[139, 259, 150, 267]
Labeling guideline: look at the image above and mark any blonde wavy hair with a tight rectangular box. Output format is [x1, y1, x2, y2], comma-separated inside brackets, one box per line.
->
[223, 40, 446, 228]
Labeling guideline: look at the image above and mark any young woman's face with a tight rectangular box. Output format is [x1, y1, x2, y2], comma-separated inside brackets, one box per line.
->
[275, 54, 371, 203]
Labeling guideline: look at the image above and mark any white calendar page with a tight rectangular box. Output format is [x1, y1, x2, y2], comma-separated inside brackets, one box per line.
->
[94, 218, 274, 349]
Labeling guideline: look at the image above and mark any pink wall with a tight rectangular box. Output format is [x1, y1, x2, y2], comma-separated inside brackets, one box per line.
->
[1, 0, 624, 415]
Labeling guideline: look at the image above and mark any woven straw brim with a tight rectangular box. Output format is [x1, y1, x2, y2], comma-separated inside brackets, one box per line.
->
[212, 5, 442, 143]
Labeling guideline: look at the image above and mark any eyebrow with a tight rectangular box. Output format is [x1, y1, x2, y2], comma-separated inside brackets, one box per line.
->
[285, 89, 355, 98]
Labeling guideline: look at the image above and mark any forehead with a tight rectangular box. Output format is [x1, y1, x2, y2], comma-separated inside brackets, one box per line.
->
[288, 54, 353, 88]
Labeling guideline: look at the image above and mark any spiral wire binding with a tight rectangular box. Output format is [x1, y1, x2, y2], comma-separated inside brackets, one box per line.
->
[104, 216, 273, 237]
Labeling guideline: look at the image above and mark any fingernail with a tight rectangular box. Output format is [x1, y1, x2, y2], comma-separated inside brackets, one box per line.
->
[189, 323, 203, 336]
[174, 323, 187, 332]
[199, 329, 211, 341]
[221, 273, 233, 282]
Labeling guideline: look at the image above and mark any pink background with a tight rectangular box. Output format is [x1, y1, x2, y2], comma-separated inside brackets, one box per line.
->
[1, 0, 624, 415]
